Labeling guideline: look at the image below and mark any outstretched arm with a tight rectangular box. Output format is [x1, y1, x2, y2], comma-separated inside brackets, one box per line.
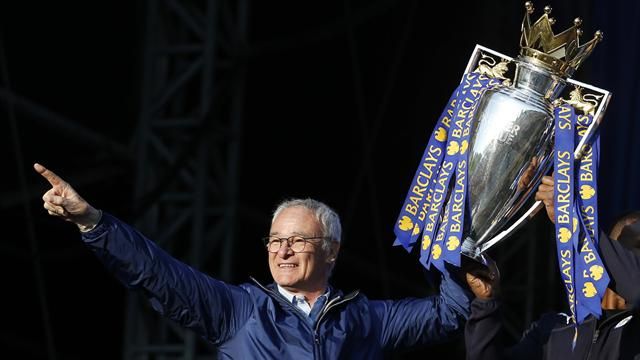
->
[372, 266, 473, 350]
[34, 163, 253, 344]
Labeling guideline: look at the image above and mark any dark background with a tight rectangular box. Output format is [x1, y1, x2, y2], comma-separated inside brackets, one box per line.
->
[2, 0, 639, 359]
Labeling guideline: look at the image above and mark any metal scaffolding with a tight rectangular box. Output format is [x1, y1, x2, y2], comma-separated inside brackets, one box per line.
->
[125, 0, 248, 358]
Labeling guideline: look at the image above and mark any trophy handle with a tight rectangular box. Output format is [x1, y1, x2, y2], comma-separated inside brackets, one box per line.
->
[478, 200, 544, 254]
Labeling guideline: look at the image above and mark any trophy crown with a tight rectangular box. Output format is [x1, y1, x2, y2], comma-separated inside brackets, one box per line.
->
[520, 2, 603, 77]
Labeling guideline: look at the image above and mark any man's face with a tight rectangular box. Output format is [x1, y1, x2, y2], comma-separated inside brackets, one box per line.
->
[268, 206, 337, 293]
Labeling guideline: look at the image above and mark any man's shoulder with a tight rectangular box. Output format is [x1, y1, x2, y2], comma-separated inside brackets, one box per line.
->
[238, 278, 272, 295]
[539, 311, 571, 325]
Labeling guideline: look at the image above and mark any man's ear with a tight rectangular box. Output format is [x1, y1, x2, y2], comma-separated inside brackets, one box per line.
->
[327, 241, 340, 263]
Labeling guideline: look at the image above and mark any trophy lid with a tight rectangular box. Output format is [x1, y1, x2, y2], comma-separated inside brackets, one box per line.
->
[520, 1, 603, 78]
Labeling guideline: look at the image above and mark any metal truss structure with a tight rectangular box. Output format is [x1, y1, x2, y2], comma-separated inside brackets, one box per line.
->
[124, 0, 248, 358]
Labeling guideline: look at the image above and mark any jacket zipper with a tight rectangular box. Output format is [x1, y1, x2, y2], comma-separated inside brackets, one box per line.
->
[249, 277, 360, 358]
[584, 310, 630, 359]
[314, 291, 360, 334]
[311, 290, 360, 360]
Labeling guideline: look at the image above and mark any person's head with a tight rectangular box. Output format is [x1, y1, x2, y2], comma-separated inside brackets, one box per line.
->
[601, 210, 640, 310]
[608, 211, 640, 251]
[266, 198, 341, 294]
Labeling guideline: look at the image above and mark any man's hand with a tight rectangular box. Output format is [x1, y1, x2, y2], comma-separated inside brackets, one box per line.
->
[464, 256, 500, 300]
[34, 163, 101, 231]
[535, 175, 555, 223]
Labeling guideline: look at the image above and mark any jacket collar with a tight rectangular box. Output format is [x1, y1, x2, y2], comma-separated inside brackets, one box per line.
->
[249, 276, 357, 303]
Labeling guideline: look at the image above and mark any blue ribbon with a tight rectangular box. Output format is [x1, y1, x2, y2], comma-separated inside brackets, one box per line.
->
[573, 113, 609, 321]
[553, 106, 610, 329]
[441, 78, 487, 267]
[394, 72, 500, 271]
[553, 104, 578, 328]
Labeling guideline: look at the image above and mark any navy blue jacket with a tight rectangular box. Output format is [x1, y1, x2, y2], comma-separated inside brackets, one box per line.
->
[465, 233, 640, 360]
[83, 213, 472, 359]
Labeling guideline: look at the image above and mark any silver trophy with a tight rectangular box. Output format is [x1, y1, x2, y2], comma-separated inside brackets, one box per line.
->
[458, 2, 611, 260]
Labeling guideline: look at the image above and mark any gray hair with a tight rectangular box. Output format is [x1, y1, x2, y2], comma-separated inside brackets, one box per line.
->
[272, 198, 342, 252]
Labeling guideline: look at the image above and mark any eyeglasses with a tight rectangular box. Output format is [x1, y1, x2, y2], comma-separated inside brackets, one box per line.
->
[263, 235, 329, 253]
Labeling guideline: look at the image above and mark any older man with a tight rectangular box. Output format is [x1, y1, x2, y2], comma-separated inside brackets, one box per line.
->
[35, 163, 474, 359]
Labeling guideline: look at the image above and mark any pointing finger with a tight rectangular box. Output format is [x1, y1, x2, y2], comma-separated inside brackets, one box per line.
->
[34, 163, 64, 187]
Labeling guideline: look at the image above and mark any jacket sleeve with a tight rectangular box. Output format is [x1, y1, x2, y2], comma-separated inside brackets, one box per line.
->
[465, 298, 502, 360]
[465, 299, 559, 360]
[372, 267, 472, 350]
[598, 231, 640, 308]
[505, 313, 562, 360]
[81, 212, 254, 344]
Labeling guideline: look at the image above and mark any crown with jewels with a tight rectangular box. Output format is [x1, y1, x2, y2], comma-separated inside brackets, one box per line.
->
[520, 1, 603, 77]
